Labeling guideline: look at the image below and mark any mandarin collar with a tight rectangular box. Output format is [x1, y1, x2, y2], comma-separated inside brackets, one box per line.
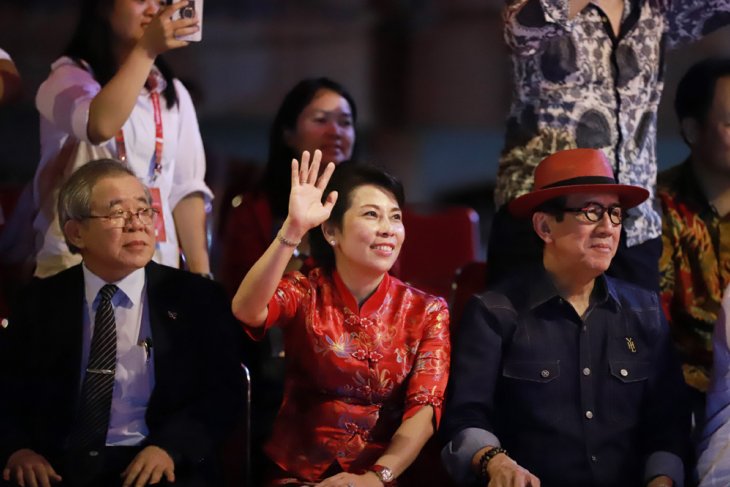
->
[333, 270, 391, 316]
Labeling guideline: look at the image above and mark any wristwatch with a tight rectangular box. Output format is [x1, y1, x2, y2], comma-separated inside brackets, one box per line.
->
[369, 465, 395, 486]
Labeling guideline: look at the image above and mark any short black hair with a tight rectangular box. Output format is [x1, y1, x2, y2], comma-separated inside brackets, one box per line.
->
[675, 58, 730, 143]
[533, 195, 567, 222]
[310, 163, 404, 271]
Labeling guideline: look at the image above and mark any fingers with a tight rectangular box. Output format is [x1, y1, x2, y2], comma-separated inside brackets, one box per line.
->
[316, 162, 336, 190]
[121, 461, 142, 487]
[148, 464, 164, 485]
[307, 150, 322, 185]
[291, 158, 300, 188]
[322, 191, 339, 213]
[163, 464, 175, 483]
[2, 467, 9, 481]
[299, 150, 312, 183]
[159, 0, 192, 18]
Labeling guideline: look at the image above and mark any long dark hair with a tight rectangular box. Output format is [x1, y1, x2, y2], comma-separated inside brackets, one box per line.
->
[63, 0, 178, 108]
[261, 77, 358, 219]
[310, 163, 405, 271]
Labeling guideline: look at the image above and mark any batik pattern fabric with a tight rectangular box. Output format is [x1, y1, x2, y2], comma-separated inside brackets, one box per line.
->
[498, 0, 730, 247]
[246, 268, 450, 482]
[659, 161, 730, 392]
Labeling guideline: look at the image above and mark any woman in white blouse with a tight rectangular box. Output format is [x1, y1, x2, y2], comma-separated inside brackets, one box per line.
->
[33, 0, 212, 278]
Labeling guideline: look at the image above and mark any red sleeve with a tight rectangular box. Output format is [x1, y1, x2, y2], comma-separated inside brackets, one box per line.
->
[242, 272, 310, 341]
[402, 297, 451, 427]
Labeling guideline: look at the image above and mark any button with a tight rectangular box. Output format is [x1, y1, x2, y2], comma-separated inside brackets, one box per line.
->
[88, 450, 99, 457]
[0, 318, 7, 328]
[591, 455, 598, 462]
[620, 368, 629, 377]
[585, 410, 594, 419]
[541, 369, 550, 378]
[582, 367, 591, 376]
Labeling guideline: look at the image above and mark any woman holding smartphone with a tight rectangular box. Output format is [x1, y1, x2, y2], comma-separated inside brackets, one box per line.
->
[32, 0, 212, 278]
[233, 150, 450, 486]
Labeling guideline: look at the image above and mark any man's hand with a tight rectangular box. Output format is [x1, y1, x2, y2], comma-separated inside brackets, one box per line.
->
[2, 448, 62, 487]
[121, 445, 175, 487]
[486, 453, 540, 487]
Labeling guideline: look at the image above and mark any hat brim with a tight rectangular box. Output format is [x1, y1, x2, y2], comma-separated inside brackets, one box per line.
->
[508, 183, 650, 218]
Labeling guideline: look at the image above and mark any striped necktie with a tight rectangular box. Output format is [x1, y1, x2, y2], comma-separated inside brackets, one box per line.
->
[67, 284, 118, 452]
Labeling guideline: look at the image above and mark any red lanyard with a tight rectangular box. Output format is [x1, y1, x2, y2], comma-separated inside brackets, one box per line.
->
[115, 87, 164, 182]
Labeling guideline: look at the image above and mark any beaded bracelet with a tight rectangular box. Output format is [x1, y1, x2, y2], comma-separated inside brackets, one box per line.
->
[478, 447, 508, 481]
[277, 232, 301, 248]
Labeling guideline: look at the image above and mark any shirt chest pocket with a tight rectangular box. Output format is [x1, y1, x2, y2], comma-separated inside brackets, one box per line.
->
[502, 360, 564, 426]
[608, 360, 650, 425]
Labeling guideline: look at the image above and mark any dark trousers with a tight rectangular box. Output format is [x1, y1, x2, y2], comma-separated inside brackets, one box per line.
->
[486, 205, 662, 293]
[1, 446, 212, 487]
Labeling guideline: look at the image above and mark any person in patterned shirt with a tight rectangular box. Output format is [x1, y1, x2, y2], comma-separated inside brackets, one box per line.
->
[232, 150, 450, 486]
[659, 58, 730, 416]
[487, 0, 730, 292]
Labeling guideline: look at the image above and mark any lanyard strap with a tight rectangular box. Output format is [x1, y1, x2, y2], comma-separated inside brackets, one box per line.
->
[114, 89, 164, 182]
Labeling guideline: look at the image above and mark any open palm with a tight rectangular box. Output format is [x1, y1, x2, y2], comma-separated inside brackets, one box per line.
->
[287, 150, 338, 234]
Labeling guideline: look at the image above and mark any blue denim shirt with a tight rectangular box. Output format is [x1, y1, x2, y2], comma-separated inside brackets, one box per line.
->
[441, 267, 690, 487]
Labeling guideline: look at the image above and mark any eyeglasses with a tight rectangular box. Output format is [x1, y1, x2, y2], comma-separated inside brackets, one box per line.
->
[561, 202, 624, 225]
[84, 207, 158, 228]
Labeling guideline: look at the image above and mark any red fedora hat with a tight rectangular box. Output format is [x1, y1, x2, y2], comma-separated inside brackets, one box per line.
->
[508, 148, 649, 218]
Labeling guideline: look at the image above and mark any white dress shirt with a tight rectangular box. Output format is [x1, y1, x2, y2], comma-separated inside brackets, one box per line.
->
[81, 265, 154, 446]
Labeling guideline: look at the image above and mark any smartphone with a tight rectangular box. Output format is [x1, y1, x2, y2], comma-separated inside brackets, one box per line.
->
[169, 0, 203, 42]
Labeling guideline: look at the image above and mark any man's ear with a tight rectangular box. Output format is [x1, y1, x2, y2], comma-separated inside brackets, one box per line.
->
[680, 118, 699, 146]
[64, 219, 86, 250]
[532, 212, 553, 244]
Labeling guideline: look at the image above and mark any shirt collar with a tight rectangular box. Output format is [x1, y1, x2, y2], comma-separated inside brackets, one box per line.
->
[675, 158, 717, 218]
[82, 264, 146, 310]
[526, 265, 620, 311]
[332, 270, 391, 316]
[146, 65, 167, 94]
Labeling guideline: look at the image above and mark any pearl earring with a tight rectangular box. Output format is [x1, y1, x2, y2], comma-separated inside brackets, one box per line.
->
[330, 240, 336, 246]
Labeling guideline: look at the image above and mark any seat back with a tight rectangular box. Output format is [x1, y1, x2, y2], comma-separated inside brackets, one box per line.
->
[221, 363, 252, 486]
[399, 206, 480, 299]
[448, 261, 488, 336]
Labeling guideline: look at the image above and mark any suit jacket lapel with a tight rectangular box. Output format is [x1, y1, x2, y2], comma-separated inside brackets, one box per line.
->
[145, 262, 177, 390]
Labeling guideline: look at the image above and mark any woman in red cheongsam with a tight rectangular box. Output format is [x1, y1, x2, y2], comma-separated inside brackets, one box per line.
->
[232, 150, 450, 487]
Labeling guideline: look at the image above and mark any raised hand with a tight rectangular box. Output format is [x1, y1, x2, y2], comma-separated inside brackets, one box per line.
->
[138, 1, 200, 57]
[284, 150, 338, 240]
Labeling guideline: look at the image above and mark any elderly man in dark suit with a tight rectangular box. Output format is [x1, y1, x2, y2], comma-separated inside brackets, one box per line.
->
[0, 159, 244, 487]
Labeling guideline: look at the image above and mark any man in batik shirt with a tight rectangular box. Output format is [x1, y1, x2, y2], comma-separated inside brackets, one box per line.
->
[659, 58, 730, 405]
[488, 0, 730, 292]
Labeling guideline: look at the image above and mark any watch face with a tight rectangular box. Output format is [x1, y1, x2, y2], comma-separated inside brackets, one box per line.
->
[380, 467, 394, 482]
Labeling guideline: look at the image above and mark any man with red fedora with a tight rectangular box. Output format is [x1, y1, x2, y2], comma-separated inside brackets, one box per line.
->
[441, 148, 690, 487]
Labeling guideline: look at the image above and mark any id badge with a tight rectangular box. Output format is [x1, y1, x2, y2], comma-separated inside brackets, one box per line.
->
[149, 187, 167, 243]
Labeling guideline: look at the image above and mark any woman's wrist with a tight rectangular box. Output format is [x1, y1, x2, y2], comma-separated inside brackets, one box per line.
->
[279, 219, 307, 245]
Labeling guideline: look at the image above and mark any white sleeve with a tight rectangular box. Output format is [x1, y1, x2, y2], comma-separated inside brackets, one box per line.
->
[168, 78, 212, 211]
[35, 59, 102, 144]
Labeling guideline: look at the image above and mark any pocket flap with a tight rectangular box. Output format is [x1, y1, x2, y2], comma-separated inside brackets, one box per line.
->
[503, 360, 560, 383]
[609, 360, 650, 383]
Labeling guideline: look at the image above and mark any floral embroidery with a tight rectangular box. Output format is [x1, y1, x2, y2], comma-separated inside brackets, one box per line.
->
[248, 268, 451, 481]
